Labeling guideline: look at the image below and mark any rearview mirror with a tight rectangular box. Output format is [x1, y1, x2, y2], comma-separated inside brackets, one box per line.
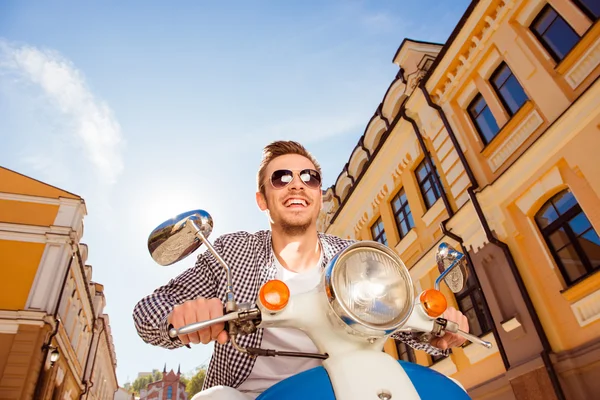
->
[435, 243, 469, 293]
[147, 209, 213, 266]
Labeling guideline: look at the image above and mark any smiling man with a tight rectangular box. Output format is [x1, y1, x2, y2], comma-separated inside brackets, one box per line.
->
[133, 141, 469, 399]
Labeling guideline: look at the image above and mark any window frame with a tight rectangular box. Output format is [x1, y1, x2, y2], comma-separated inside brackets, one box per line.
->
[572, 0, 600, 22]
[370, 216, 388, 245]
[467, 93, 500, 145]
[455, 280, 493, 340]
[391, 188, 415, 240]
[536, 190, 600, 286]
[489, 62, 529, 117]
[530, 4, 581, 64]
[415, 159, 442, 210]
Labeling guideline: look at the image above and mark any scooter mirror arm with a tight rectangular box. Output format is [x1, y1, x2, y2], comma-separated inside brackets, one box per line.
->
[189, 219, 237, 312]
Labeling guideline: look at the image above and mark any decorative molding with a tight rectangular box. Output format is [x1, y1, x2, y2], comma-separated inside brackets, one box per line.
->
[0, 222, 70, 234]
[395, 229, 418, 256]
[565, 36, 600, 89]
[527, 218, 557, 270]
[0, 323, 19, 334]
[571, 288, 600, 327]
[352, 212, 370, 237]
[422, 200, 445, 227]
[370, 184, 390, 212]
[435, 0, 514, 102]
[27, 244, 69, 312]
[0, 192, 61, 205]
[431, 357, 458, 376]
[382, 80, 407, 120]
[515, 166, 564, 215]
[478, 47, 502, 80]
[515, 0, 545, 26]
[487, 109, 544, 172]
[463, 332, 498, 364]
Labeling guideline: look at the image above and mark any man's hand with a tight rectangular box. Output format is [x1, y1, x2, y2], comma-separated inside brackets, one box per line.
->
[430, 306, 469, 350]
[167, 298, 229, 345]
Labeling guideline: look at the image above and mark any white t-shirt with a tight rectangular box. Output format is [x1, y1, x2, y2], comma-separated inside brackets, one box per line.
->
[237, 251, 324, 397]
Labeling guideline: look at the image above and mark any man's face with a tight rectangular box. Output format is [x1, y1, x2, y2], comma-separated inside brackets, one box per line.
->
[257, 154, 322, 236]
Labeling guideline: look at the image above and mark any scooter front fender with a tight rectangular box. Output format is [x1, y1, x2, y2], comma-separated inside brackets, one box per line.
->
[257, 360, 470, 400]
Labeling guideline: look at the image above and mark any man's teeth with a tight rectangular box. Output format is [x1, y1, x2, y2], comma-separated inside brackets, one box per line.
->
[286, 199, 307, 207]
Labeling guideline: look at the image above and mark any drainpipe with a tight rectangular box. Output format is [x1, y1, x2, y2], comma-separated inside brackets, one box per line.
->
[420, 84, 566, 400]
[440, 225, 511, 370]
[82, 317, 107, 400]
[400, 106, 511, 370]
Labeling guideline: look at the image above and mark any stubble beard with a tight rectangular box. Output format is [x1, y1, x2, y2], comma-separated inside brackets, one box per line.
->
[280, 218, 311, 236]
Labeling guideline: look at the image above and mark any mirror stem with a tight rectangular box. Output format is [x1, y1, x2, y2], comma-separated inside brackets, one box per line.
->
[190, 220, 237, 312]
[434, 253, 463, 291]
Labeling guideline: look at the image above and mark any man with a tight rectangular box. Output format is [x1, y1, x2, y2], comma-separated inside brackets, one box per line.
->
[133, 141, 469, 399]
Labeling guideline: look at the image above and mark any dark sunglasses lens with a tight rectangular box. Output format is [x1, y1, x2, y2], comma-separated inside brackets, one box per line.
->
[271, 170, 293, 188]
[300, 169, 321, 188]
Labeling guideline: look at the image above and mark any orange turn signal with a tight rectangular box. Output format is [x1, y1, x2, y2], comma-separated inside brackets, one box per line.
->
[420, 289, 447, 318]
[259, 280, 290, 312]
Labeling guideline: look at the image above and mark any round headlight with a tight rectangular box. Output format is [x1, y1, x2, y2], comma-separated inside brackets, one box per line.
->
[324, 241, 414, 336]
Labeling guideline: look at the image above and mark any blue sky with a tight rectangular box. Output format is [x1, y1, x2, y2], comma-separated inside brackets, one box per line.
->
[0, 0, 470, 384]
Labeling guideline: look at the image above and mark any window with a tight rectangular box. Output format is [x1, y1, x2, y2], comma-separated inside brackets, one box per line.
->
[371, 217, 387, 245]
[455, 274, 493, 339]
[468, 94, 500, 144]
[531, 5, 581, 63]
[395, 340, 415, 363]
[167, 386, 173, 399]
[536, 189, 600, 285]
[573, 0, 600, 21]
[415, 159, 442, 210]
[391, 189, 415, 239]
[490, 63, 529, 117]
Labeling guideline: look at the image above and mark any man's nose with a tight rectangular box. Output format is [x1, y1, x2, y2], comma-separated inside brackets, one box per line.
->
[288, 174, 305, 190]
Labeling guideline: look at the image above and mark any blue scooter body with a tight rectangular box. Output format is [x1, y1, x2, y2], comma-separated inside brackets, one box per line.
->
[257, 360, 470, 399]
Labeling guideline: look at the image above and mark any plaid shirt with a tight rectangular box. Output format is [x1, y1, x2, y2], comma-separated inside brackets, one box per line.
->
[133, 230, 447, 390]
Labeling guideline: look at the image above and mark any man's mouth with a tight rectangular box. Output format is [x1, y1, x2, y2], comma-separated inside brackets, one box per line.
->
[284, 198, 309, 208]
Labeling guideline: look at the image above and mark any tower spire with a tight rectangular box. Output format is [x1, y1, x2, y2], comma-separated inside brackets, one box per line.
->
[163, 363, 166, 374]
[177, 364, 181, 376]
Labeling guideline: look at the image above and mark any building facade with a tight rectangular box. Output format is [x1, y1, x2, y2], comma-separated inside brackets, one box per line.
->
[0, 167, 119, 399]
[319, 1, 599, 399]
[139, 366, 187, 400]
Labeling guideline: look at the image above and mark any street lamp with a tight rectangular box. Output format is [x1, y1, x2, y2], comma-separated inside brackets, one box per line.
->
[43, 344, 60, 367]
[49, 348, 60, 366]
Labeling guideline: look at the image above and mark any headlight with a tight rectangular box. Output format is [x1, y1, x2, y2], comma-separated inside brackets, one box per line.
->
[324, 241, 414, 337]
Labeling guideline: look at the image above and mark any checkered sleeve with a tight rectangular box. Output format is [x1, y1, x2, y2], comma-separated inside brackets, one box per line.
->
[132, 239, 221, 349]
[391, 331, 450, 357]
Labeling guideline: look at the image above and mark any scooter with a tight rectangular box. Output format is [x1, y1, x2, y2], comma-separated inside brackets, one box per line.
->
[147, 210, 492, 399]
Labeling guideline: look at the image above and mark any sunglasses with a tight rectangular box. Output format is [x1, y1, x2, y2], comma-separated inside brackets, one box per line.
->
[269, 169, 322, 189]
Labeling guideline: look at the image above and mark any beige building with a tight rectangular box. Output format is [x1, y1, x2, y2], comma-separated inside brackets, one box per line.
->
[0, 167, 119, 399]
[319, 0, 599, 399]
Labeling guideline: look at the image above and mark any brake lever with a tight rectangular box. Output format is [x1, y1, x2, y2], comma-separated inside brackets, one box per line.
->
[169, 312, 242, 338]
[168, 307, 261, 339]
[435, 318, 492, 349]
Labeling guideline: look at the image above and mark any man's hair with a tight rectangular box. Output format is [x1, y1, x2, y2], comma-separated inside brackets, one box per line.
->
[257, 140, 322, 196]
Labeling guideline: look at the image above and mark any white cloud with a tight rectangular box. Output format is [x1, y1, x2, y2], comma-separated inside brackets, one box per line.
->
[0, 40, 124, 185]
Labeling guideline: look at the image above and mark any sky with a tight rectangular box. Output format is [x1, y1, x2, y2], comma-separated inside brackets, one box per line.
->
[0, 0, 470, 384]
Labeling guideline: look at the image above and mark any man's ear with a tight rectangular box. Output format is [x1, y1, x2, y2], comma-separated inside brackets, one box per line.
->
[256, 191, 268, 211]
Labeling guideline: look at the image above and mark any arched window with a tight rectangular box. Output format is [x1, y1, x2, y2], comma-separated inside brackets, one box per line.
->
[167, 386, 173, 399]
[535, 190, 600, 285]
